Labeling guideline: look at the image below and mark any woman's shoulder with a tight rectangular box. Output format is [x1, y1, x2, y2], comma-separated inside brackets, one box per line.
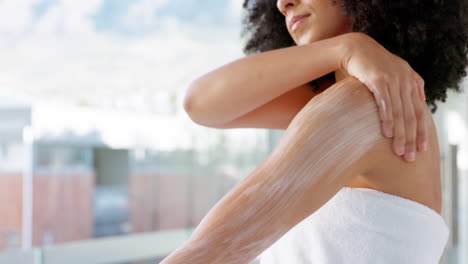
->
[314, 77, 442, 214]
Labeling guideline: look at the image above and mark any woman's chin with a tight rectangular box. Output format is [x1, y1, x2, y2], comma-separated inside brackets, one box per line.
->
[296, 40, 315, 46]
[294, 38, 311, 46]
[294, 33, 318, 46]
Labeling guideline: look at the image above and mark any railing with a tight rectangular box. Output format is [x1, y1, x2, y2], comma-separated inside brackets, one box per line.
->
[0, 249, 39, 264]
[0, 228, 263, 264]
[0, 228, 195, 264]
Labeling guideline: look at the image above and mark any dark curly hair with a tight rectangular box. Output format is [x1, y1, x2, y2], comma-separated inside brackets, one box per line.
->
[240, 0, 468, 113]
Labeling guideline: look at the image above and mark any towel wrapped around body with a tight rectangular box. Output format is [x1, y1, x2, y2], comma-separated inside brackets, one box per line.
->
[257, 187, 450, 264]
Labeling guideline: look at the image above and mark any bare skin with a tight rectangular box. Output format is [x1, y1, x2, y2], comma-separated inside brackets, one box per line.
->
[162, 76, 443, 263]
[274, 0, 441, 213]
[191, 0, 441, 213]
[279, 0, 429, 162]
[326, 81, 442, 214]
[163, 77, 385, 263]
[320, 79, 442, 215]
[163, 0, 444, 263]
[212, 77, 442, 215]
[186, 1, 428, 163]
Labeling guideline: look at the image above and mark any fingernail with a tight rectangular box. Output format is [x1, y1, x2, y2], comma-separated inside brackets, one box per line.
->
[384, 128, 390, 138]
[417, 143, 423, 152]
[406, 152, 415, 162]
[380, 100, 387, 120]
[385, 128, 393, 138]
[384, 127, 393, 138]
[421, 142, 428, 151]
[397, 146, 405, 156]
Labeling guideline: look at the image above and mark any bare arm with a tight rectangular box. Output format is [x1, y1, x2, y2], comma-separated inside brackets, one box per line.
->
[212, 83, 322, 130]
[183, 33, 351, 127]
[161, 77, 387, 264]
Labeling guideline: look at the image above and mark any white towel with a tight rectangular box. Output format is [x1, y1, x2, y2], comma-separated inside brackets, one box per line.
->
[257, 187, 450, 264]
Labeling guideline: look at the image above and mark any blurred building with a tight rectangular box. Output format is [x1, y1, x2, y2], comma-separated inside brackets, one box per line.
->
[1, 94, 466, 263]
[0, 97, 233, 251]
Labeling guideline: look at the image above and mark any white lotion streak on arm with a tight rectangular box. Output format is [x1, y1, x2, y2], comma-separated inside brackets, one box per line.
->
[160, 76, 385, 264]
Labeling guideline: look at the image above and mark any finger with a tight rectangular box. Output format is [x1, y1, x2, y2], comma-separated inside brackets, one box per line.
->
[401, 84, 418, 162]
[411, 80, 428, 152]
[413, 74, 426, 102]
[388, 78, 406, 157]
[379, 82, 394, 139]
[366, 78, 392, 138]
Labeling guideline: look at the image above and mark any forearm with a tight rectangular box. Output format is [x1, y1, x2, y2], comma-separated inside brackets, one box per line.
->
[184, 33, 352, 127]
[159, 159, 290, 264]
[161, 77, 384, 264]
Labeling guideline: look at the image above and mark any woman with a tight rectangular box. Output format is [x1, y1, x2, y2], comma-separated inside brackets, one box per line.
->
[160, 0, 468, 263]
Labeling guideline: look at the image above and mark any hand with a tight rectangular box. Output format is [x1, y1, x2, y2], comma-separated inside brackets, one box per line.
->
[341, 32, 427, 163]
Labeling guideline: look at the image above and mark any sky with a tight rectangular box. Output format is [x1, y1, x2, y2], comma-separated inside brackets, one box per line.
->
[0, 0, 246, 114]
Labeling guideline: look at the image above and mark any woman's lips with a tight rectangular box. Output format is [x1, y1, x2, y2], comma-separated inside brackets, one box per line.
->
[291, 15, 310, 33]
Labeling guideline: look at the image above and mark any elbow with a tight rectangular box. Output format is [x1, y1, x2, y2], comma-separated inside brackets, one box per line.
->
[183, 92, 205, 126]
[183, 93, 195, 119]
[183, 82, 220, 127]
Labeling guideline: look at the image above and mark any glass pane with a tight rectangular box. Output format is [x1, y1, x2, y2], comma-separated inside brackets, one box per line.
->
[0, 101, 30, 252]
[0, 0, 257, 260]
[127, 129, 271, 235]
[32, 144, 95, 246]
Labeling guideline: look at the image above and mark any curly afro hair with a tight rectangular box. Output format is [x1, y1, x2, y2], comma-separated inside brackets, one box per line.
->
[240, 0, 468, 114]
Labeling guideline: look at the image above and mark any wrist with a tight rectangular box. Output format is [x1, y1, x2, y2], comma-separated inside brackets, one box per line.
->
[337, 33, 356, 73]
